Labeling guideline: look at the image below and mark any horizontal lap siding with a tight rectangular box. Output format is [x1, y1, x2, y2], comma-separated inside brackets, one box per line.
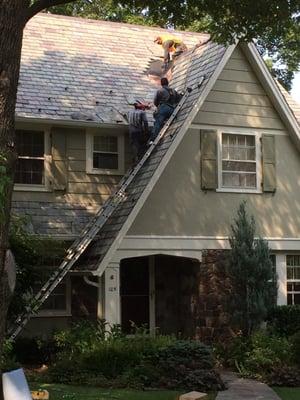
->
[194, 47, 285, 130]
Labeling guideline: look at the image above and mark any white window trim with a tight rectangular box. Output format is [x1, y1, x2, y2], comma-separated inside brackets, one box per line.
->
[33, 276, 71, 318]
[286, 254, 300, 306]
[14, 127, 52, 192]
[86, 129, 125, 175]
[216, 129, 262, 194]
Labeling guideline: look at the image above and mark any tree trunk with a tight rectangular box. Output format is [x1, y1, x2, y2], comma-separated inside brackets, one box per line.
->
[0, 2, 27, 395]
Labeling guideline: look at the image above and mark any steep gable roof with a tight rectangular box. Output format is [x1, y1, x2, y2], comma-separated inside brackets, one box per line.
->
[75, 41, 235, 273]
[17, 13, 207, 123]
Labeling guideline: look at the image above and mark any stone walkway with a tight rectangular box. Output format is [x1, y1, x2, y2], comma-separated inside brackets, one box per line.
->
[216, 372, 281, 400]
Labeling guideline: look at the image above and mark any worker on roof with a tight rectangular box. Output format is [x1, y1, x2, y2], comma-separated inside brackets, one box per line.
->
[148, 77, 182, 144]
[154, 34, 187, 68]
[127, 101, 150, 164]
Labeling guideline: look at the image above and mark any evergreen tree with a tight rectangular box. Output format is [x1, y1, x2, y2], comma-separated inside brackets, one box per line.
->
[227, 202, 276, 336]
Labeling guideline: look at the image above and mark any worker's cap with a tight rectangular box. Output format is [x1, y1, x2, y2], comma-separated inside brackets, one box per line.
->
[134, 100, 146, 110]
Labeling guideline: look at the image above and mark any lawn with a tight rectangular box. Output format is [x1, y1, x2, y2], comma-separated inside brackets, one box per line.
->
[30, 383, 216, 400]
[273, 387, 300, 400]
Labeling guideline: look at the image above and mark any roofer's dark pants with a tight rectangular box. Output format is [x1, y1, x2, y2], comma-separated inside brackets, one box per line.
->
[151, 104, 174, 141]
[130, 130, 148, 163]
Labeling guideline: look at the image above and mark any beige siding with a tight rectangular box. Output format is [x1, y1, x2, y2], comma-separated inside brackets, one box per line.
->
[193, 47, 285, 130]
[129, 46, 300, 238]
[13, 125, 131, 206]
[129, 127, 300, 238]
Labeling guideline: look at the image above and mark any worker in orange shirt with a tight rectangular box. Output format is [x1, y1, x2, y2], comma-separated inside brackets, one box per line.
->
[154, 34, 187, 68]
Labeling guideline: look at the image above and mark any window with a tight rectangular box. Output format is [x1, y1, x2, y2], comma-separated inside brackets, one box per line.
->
[15, 130, 45, 185]
[93, 136, 118, 170]
[219, 132, 259, 191]
[86, 131, 124, 175]
[221, 133, 256, 188]
[40, 281, 67, 312]
[286, 255, 300, 305]
[33, 276, 71, 317]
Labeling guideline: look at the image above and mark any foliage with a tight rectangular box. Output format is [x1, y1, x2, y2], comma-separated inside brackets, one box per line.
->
[0, 152, 11, 221]
[136, 340, 224, 391]
[267, 365, 300, 387]
[26, 321, 222, 391]
[226, 202, 276, 336]
[267, 305, 300, 337]
[215, 331, 300, 386]
[0, 339, 19, 372]
[290, 331, 300, 368]
[8, 216, 68, 323]
[47, 0, 300, 89]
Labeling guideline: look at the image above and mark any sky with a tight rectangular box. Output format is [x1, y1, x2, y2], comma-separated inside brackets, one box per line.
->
[291, 72, 300, 103]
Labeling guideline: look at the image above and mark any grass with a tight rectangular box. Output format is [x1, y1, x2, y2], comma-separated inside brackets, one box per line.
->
[30, 383, 216, 400]
[273, 387, 300, 400]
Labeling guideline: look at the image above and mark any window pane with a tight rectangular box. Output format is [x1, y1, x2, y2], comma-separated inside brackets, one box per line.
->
[287, 293, 293, 305]
[94, 136, 118, 152]
[223, 161, 256, 172]
[223, 172, 256, 188]
[93, 153, 118, 170]
[15, 159, 44, 184]
[294, 294, 300, 305]
[41, 282, 67, 311]
[16, 130, 44, 157]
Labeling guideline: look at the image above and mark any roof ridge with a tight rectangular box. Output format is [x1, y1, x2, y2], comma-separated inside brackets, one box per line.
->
[38, 12, 209, 37]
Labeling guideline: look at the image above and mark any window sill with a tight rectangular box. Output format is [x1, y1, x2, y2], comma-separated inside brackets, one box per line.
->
[87, 169, 124, 176]
[216, 188, 262, 194]
[14, 184, 51, 192]
[32, 311, 71, 318]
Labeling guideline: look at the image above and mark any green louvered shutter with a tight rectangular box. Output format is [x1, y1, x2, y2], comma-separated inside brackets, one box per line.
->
[201, 130, 218, 190]
[262, 134, 276, 192]
[51, 128, 67, 191]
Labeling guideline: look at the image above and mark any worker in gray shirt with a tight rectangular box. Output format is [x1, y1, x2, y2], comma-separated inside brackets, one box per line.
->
[149, 77, 182, 143]
[127, 101, 149, 164]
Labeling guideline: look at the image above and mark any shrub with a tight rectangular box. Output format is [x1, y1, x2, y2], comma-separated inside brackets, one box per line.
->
[267, 305, 300, 336]
[12, 337, 57, 365]
[290, 331, 300, 367]
[138, 340, 224, 391]
[46, 329, 222, 391]
[216, 332, 292, 380]
[267, 365, 300, 387]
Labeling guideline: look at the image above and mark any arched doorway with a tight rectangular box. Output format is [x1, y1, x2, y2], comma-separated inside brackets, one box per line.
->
[120, 254, 200, 336]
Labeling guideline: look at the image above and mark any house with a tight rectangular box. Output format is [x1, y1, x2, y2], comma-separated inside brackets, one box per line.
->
[12, 13, 300, 339]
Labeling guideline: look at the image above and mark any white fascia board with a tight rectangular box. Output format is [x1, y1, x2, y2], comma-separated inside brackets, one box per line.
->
[92, 43, 237, 276]
[16, 116, 128, 130]
[241, 43, 300, 152]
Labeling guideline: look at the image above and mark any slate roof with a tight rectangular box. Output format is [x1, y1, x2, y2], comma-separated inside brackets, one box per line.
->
[277, 83, 300, 128]
[75, 41, 229, 272]
[17, 13, 207, 123]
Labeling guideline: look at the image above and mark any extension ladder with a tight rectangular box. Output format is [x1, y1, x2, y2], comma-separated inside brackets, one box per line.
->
[8, 79, 203, 340]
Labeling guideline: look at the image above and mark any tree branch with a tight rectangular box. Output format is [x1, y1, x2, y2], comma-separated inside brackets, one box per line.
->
[26, 0, 76, 21]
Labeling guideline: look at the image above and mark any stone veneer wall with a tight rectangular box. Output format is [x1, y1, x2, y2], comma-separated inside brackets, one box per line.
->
[195, 249, 233, 343]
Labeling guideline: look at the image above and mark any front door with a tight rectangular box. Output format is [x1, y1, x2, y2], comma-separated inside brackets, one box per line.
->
[120, 257, 150, 333]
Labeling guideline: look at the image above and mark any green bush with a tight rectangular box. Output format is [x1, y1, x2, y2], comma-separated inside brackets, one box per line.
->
[267, 305, 300, 336]
[136, 340, 224, 391]
[267, 365, 300, 387]
[12, 337, 57, 365]
[45, 326, 222, 391]
[290, 331, 300, 367]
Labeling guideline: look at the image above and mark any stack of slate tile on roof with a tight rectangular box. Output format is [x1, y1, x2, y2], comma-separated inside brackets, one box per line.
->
[74, 41, 227, 272]
[17, 13, 207, 123]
